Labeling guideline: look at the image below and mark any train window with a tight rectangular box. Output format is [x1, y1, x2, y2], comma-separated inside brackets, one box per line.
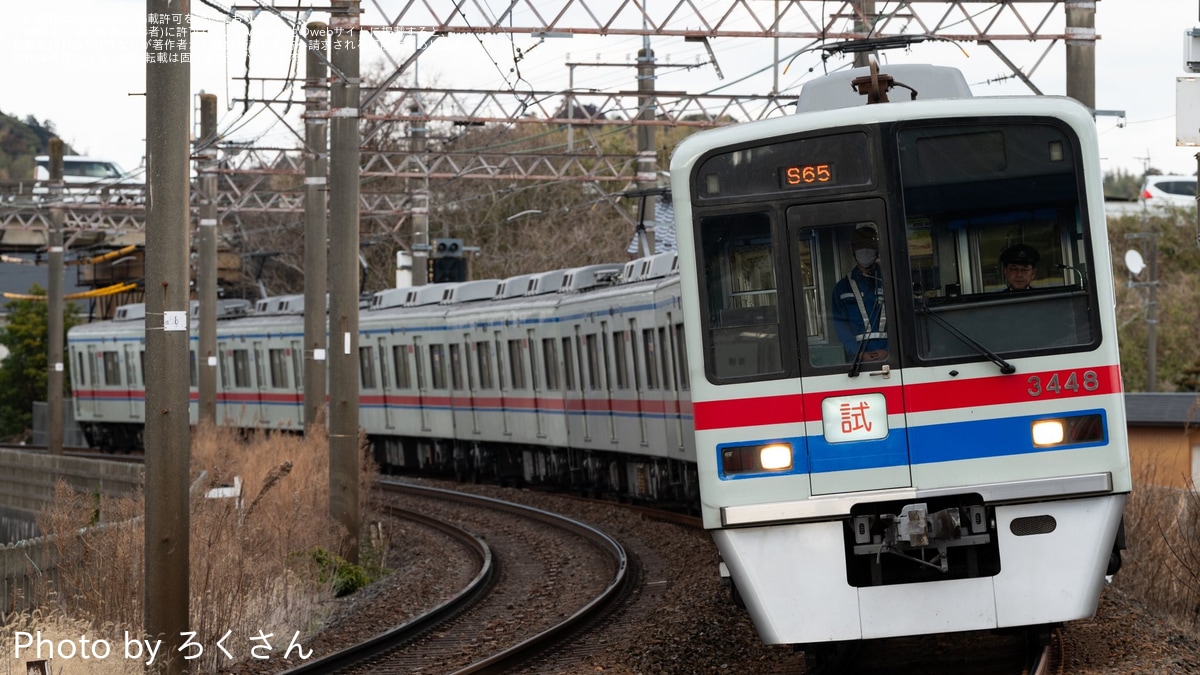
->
[414, 340, 427, 390]
[629, 322, 643, 391]
[430, 344, 447, 389]
[562, 337, 575, 390]
[673, 323, 690, 390]
[100, 350, 122, 386]
[585, 334, 601, 390]
[391, 345, 410, 389]
[600, 322, 613, 390]
[526, 331, 540, 392]
[292, 341, 304, 390]
[642, 329, 658, 390]
[449, 343, 464, 390]
[139, 351, 145, 386]
[507, 339, 526, 390]
[697, 211, 783, 381]
[188, 351, 196, 387]
[695, 130, 872, 199]
[123, 346, 138, 387]
[270, 348, 290, 389]
[87, 346, 100, 388]
[217, 346, 229, 388]
[253, 343, 267, 389]
[612, 331, 630, 390]
[232, 349, 250, 388]
[476, 341, 494, 390]
[75, 350, 87, 386]
[463, 339, 477, 390]
[542, 338, 560, 390]
[658, 326, 671, 390]
[790, 221, 889, 368]
[898, 120, 1097, 359]
[358, 346, 376, 389]
[494, 336, 507, 390]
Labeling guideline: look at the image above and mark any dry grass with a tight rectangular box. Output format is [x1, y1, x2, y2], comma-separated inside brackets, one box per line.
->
[14, 423, 381, 674]
[1115, 477, 1200, 627]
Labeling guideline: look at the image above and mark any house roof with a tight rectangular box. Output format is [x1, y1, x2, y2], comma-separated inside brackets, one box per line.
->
[1125, 393, 1200, 427]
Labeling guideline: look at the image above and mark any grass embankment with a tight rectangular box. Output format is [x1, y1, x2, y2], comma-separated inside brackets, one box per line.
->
[3, 424, 382, 674]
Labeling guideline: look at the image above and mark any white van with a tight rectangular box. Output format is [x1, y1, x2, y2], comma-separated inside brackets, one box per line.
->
[33, 155, 142, 203]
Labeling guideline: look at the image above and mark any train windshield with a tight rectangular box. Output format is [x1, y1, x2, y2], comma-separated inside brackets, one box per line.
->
[896, 120, 1097, 361]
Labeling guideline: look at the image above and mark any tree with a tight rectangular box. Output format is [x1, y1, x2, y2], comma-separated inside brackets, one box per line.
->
[0, 285, 79, 441]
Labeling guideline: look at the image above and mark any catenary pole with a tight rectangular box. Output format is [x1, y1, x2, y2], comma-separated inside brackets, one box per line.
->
[198, 93, 218, 425]
[328, 0, 361, 563]
[47, 139, 64, 455]
[305, 22, 330, 428]
[144, 3, 192, 672]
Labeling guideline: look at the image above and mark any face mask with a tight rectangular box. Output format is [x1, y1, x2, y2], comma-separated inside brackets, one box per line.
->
[854, 248, 877, 267]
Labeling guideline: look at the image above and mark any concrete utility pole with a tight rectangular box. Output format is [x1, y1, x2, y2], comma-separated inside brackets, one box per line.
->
[328, 0, 361, 563]
[47, 139, 64, 456]
[410, 104, 429, 285]
[144, 2, 191, 671]
[198, 93, 219, 426]
[1065, 1, 1096, 110]
[304, 22, 329, 428]
[636, 38, 657, 255]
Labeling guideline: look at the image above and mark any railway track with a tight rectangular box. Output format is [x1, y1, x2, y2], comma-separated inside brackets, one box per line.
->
[279, 480, 631, 674]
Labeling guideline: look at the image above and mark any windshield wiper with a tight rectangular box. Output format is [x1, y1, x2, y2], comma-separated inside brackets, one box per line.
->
[916, 304, 1016, 374]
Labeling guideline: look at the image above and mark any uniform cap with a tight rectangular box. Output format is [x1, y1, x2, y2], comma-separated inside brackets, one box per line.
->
[851, 226, 879, 250]
[1000, 243, 1039, 266]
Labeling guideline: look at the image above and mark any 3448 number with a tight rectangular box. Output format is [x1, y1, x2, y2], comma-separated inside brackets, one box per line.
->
[1027, 370, 1099, 397]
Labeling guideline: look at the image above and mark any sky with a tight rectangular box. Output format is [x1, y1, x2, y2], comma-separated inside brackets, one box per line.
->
[3, 0, 1199, 181]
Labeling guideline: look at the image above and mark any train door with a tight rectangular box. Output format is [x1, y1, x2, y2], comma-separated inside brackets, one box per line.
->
[464, 335, 480, 434]
[599, 320, 617, 443]
[788, 198, 912, 496]
[378, 337, 394, 430]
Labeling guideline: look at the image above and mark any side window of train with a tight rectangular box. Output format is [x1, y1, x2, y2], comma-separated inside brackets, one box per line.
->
[449, 343, 464, 390]
[507, 339, 525, 390]
[642, 328, 658, 390]
[673, 322, 690, 390]
[358, 346, 377, 390]
[232, 349, 251, 388]
[270, 348, 290, 389]
[101, 350, 122, 386]
[697, 211, 784, 382]
[475, 340, 494, 390]
[897, 121, 1097, 359]
[392, 344, 412, 389]
[75, 350, 87, 386]
[189, 350, 197, 387]
[542, 338, 560, 391]
[585, 333, 601, 390]
[292, 341, 304, 389]
[612, 330, 630, 390]
[561, 336, 576, 390]
[429, 344, 447, 390]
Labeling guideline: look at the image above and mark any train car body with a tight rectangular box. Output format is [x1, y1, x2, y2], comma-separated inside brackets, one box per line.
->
[66, 253, 699, 503]
[669, 63, 1130, 648]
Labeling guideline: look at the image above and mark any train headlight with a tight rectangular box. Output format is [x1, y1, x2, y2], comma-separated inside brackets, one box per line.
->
[720, 442, 794, 476]
[1031, 413, 1105, 447]
[1031, 420, 1065, 446]
[759, 444, 793, 470]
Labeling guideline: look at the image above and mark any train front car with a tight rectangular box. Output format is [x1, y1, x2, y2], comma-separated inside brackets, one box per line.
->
[669, 64, 1130, 651]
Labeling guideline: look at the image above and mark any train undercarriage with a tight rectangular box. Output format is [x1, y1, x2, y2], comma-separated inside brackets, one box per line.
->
[371, 435, 700, 508]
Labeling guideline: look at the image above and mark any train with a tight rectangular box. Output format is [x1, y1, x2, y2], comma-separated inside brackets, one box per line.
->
[68, 251, 700, 505]
[669, 61, 1129, 658]
[67, 60, 1130, 660]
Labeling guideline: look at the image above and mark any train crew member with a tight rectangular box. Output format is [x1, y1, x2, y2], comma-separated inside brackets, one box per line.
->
[999, 243, 1039, 291]
[832, 226, 887, 362]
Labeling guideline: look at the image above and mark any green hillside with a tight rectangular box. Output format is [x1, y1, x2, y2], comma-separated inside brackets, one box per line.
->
[0, 111, 74, 181]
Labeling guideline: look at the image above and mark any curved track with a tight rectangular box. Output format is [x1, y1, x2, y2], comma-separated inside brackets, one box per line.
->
[281, 480, 631, 674]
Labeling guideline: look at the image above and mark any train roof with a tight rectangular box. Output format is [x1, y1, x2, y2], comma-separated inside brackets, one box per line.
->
[795, 63, 972, 112]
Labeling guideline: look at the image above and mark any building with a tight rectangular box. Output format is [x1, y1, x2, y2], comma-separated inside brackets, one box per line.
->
[1125, 393, 1200, 490]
